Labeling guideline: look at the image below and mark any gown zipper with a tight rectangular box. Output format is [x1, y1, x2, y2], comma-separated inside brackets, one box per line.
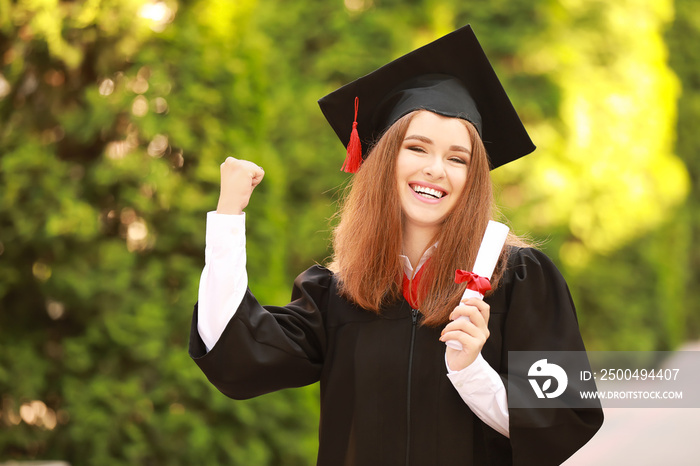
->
[405, 307, 419, 466]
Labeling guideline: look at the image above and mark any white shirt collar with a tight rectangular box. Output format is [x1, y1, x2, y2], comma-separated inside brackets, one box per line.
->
[399, 243, 438, 279]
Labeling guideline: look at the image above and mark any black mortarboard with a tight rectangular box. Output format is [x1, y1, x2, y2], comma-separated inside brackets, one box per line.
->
[318, 24, 535, 172]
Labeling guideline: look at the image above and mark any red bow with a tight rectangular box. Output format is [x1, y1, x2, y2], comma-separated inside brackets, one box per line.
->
[454, 270, 491, 295]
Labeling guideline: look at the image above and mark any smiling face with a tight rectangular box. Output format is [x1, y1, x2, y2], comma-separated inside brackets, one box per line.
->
[396, 111, 472, 240]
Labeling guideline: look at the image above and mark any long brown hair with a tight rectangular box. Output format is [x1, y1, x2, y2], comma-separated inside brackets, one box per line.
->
[330, 110, 516, 326]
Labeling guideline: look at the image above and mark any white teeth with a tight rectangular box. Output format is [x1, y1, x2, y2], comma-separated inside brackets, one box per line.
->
[412, 185, 444, 199]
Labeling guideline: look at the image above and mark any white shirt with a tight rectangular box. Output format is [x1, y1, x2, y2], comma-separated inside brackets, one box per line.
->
[197, 211, 509, 437]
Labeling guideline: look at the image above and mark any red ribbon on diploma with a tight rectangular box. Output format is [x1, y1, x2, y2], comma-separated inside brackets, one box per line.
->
[454, 270, 492, 295]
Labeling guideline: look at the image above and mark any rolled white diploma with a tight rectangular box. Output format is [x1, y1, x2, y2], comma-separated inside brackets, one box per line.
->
[446, 221, 510, 351]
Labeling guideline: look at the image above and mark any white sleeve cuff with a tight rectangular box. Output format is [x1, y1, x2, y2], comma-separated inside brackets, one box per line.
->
[446, 353, 510, 437]
[197, 211, 249, 352]
[205, 211, 246, 251]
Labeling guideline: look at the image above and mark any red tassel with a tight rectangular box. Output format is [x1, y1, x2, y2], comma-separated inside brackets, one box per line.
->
[342, 97, 362, 173]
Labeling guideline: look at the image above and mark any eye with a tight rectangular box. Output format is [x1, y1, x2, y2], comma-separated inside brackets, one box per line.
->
[407, 146, 427, 153]
[449, 155, 468, 165]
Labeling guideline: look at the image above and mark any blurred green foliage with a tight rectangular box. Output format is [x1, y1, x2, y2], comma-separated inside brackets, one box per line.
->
[0, 0, 697, 463]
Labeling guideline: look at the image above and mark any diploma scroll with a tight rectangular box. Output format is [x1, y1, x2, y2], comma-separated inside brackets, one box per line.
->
[446, 221, 509, 351]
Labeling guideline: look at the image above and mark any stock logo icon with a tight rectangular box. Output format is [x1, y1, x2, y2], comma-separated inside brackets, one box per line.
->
[528, 359, 568, 399]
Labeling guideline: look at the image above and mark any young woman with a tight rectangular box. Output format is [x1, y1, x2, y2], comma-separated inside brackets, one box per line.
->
[190, 25, 603, 465]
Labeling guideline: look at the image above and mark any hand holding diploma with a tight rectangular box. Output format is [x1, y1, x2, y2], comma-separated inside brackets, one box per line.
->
[440, 221, 509, 370]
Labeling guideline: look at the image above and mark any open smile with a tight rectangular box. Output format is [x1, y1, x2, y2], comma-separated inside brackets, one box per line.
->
[409, 183, 447, 200]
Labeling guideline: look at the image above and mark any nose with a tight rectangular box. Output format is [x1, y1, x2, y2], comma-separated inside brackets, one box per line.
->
[422, 155, 446, 179]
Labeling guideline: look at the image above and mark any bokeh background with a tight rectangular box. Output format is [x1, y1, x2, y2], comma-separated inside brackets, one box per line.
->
[1, 0, 698, 463]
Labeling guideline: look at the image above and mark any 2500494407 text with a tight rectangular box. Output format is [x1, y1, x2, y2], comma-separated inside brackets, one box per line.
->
[580, 368, 680, 381]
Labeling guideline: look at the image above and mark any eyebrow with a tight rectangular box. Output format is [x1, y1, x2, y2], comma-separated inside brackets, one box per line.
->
[404, 134, 471, 154]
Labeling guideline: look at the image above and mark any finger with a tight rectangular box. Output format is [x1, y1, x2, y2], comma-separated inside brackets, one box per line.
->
[441, 318, 489, 342]
[452, 299, 490, 325]
[459, 297, 490, 314]
[221, 156, 237, 167]
[442, 317, 483, 338]
[235, 160, 262, 175]
[440, 329, 487, 351]
[250, 166, 265, 186]
[445, 309, 489, 341]
[449, 304, 485, 327]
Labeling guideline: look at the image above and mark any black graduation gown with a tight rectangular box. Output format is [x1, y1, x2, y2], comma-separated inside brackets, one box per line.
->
[189, 247, 603, 465]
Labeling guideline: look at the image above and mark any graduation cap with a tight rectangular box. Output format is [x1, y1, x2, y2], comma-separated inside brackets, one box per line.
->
[318, 24, 535, 173]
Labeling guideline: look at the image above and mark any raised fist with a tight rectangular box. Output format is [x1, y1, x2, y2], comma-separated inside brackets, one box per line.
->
[216, 157, 265, 215]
